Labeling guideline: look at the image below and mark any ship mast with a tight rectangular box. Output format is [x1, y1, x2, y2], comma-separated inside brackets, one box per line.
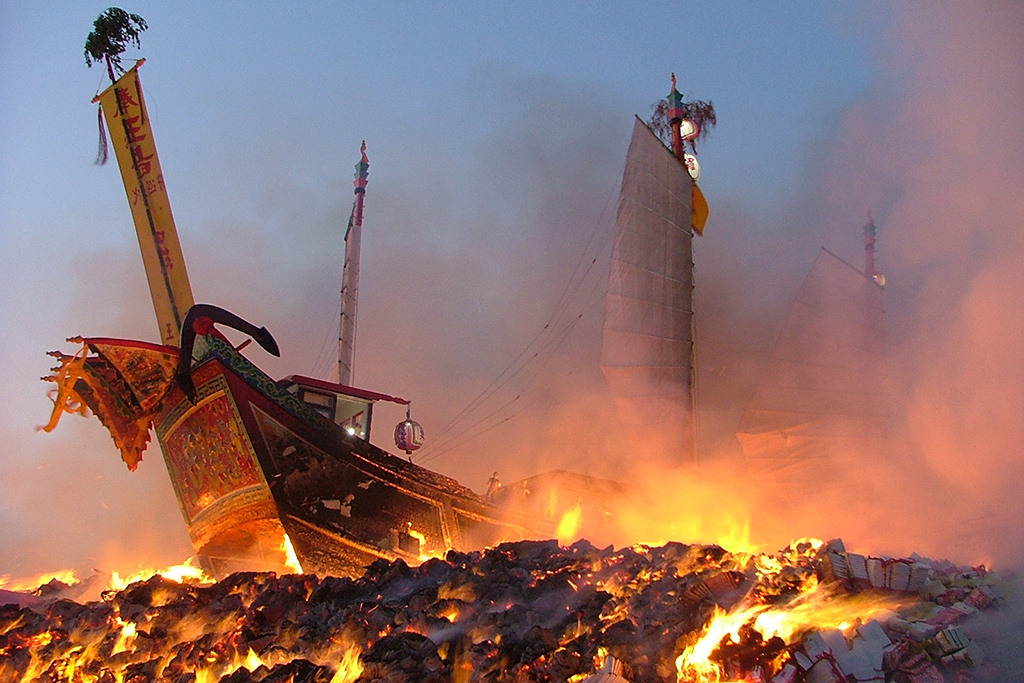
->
[667, 73, 687, 161]
[338, 142, 370, 386]
[864, 210, 877, 277]
[864, 210, 885, 286]
[667, 74, 698, 461]
[600, 75, 706, 463]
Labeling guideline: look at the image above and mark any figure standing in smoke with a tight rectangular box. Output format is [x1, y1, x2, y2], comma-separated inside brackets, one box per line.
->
[486, 471, 501, 502]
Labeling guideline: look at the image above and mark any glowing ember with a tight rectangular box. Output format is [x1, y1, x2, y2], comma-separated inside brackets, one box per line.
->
[0, 538, 1006, 683]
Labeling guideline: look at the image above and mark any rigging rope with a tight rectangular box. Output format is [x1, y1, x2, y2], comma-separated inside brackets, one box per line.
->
[416, 305, 599, 466]
[413, 182, 618, 464]
[309, 294, 343, 380]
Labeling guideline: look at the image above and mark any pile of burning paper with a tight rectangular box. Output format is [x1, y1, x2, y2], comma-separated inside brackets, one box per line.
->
[0, 537, 1010, 683]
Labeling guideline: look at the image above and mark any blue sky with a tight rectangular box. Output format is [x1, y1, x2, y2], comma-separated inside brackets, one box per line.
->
[3, 3, 1024, 580]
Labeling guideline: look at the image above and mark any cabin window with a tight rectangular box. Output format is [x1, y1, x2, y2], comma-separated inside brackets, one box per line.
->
[281, 378, 375, 441]
[297, 390, 336, 420]
[302, 391, 333, 408]
[336, 397, 372, 439]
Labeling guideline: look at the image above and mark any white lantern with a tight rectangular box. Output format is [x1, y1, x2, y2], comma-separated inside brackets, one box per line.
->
[394, 410, 424, 454]
[683, 153, 700, 180]
[679, 118, 700, 142]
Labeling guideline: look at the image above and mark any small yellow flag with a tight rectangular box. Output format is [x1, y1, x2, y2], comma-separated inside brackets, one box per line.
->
[692, 183, 709, 236]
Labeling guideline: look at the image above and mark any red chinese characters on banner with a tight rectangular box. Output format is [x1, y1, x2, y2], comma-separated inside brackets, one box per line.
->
[112, 87, 157, 177]
[124, 114, 146, 143]
[114, 87, 139, 115]
[93, 60, 194, 344]
[155, 231, 173, 270]
[131, 143, 155, 176]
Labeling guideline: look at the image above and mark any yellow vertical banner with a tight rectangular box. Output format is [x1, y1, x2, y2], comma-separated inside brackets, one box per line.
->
[94, 60, 194, 346]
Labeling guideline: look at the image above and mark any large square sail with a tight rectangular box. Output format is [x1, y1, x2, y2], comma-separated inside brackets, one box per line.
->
[601, 118, 696, 459]
[736, 248, 888, 495]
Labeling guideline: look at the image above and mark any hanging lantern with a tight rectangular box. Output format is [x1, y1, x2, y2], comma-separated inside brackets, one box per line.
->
[683, 153, 700, 180]
[679, 118, 700, 142]
[394, 405, 424, 454]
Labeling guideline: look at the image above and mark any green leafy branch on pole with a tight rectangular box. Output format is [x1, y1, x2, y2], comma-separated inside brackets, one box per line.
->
[85, 7, 148, 83]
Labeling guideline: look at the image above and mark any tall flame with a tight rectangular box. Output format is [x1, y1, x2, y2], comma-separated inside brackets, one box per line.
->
[282, 534, 304, 573]
[557, 501, 583, 545]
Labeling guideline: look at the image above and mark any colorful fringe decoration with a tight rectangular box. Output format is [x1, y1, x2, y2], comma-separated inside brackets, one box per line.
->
[40, 337, 179, 470]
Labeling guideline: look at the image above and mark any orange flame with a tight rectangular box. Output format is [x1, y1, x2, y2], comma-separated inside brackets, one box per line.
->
[1, 569, 78, 592]
[329, 644, 364, 683]
[110, 557, 213, 590]
[282, 534, 304, 573]
[752, 584, 907, 642]
[676, 603, 769, 682]
[557, 501, 583, 545]
[675, 577, 910, 682]
[111, 619, 137, 655]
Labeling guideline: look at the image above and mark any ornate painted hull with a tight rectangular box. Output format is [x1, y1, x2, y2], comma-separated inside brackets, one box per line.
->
[152, 335, 540, 578]
[49, 323, 628, 579]
[46, 331, 552, 578]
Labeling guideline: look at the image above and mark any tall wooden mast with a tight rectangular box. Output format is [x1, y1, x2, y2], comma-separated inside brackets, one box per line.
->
[864, 210, 878, 278]
[338, 142, 369, 386]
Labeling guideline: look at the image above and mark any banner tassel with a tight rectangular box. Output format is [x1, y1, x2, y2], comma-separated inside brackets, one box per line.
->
[94, 105, 108, 166]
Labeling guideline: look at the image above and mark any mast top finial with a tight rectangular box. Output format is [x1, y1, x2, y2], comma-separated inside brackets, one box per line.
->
[354, 142, 370, 192]
[667, 73, 685, 122]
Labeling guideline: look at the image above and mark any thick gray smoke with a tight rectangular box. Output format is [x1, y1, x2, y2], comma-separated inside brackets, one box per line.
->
[599, 1, 1024, 571]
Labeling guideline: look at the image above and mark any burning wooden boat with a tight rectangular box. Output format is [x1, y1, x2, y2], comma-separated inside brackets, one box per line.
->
[41, 61, 565, 579]
[45, 318, 541, 580]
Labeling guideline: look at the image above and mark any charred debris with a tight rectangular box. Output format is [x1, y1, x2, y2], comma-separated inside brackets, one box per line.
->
[0, 537, 1010, 683]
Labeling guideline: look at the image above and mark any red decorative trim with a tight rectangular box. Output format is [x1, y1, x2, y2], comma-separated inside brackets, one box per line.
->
[280, 374, 409, 405]
[83, 336, 179, 355]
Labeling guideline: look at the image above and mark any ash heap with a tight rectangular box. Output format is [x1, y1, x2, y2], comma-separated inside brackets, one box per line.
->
[0, 537, 1010, 683]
